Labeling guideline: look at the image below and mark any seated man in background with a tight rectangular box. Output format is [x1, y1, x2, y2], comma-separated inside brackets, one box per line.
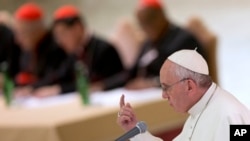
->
[51, 5, 124, 92]
[124, 0, 207, 90]
[117, 49, 250, 141]
[9, 3, 71, 97]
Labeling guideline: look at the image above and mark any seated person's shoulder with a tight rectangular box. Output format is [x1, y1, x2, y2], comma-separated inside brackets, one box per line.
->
[89, 35, 118, 54]
[0, 24, 14, 44]
[39, 32, 65, 53]
[171, 24, 205, 53]
[0, 24, 10, 34]
[173, 25, 198, 41]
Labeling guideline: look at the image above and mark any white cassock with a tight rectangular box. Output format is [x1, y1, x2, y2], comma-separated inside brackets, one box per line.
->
[130, 83, 250, 141]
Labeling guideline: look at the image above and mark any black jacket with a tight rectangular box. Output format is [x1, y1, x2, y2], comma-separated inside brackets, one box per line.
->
[59, 35, 124, 92]
[6, 31, 71, 92]
[130, 24, 207, 79]
[111, 24, 207, 87]
[0, 24, 17, 65]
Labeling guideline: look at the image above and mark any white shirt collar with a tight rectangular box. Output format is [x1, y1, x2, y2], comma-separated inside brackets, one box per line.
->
[188, 82, 217, 117]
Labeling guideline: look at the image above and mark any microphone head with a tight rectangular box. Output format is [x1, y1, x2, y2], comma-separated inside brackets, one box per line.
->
[136, 121, 147, 133]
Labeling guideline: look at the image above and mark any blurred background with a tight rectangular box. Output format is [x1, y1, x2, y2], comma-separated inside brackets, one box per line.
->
[2, 0, 249, 105]
[1, 0, 250, 141]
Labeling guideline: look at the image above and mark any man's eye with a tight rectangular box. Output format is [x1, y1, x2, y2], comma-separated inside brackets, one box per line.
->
[162, 87, 167, 91]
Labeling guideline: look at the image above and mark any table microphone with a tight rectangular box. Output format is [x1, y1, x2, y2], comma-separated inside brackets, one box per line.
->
[115, 121, 147, 141]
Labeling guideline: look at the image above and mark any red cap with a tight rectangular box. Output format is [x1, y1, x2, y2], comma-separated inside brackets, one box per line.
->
[15, 72, 37, 85]
[14, 3, 43, 21]
[53, 5, 80, 20]
[137, 0, 163, 9]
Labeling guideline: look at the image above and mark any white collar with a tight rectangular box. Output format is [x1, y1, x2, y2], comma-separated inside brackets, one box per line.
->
[188, 82, 217, 117]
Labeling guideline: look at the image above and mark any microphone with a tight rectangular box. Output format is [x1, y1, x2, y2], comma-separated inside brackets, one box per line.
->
[115, 121, 147, 141]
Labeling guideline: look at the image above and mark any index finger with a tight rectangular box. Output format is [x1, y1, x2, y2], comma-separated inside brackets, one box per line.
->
[120, 94, 125, 108]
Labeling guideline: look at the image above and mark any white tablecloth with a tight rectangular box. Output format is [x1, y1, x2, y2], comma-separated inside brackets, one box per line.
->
[9, 88, 162, 109]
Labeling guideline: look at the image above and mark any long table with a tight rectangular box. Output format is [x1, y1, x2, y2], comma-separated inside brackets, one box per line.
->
[0, 88, 187, 141]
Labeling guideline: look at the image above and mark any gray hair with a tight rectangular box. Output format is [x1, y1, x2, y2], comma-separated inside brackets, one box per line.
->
[171, 63, 212, 88]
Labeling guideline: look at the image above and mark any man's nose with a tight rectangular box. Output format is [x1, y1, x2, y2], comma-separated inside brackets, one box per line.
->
[162, 91, 169, 100]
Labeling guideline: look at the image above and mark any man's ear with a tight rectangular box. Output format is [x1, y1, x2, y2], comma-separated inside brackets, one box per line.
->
[187, 79, 197, 94]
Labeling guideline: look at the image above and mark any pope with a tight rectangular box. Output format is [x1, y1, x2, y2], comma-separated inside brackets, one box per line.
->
[117, 49, 250, 141]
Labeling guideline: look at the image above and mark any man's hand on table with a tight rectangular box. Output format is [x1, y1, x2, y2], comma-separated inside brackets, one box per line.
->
[14, 85, 61, 98]
[32, 85, 61, 98]
[117, 94, 138, 131]
[14, 86, 33, 98]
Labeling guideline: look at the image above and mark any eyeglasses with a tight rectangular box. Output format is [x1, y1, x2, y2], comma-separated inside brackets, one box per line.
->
[161, 78, 189, 92]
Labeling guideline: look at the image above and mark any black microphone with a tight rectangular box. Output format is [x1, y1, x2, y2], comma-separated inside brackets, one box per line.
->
[115, 121, 147, 141]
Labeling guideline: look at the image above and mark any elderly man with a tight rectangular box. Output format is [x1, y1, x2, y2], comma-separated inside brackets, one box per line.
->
[10, 3, 71, 97]
[124, 0, 206, 90]
[52, 5, 124, 92]
[117, 49, 250, 141]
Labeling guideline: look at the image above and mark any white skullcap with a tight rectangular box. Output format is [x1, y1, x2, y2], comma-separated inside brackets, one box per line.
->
[167, 49, 209, 75]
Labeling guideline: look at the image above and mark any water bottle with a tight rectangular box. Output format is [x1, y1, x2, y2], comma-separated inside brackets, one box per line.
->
[1, 62, 14, 106]
[75, 61, 90, 105]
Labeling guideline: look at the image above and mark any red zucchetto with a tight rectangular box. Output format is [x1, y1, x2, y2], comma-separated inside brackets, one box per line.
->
[14, 3, 43, 21]
[53, 5, 80, 20]
[137, 0, 163, 9]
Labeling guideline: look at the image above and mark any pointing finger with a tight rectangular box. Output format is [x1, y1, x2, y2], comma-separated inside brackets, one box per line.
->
[120, 94, 125, 108]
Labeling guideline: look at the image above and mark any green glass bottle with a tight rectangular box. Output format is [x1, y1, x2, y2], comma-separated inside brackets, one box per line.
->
[1, 62, 14, 106]
[75, 61, 90, 105]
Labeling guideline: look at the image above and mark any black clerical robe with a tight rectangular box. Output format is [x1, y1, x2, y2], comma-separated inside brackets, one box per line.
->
[60, 35, 124, 93]
[108, 24, 207, 88]
[129, 24, 207, 81]
[7, 31, 71, 92]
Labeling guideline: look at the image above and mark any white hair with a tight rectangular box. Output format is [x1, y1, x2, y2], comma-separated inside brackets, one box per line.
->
[171, 62, 212, 88]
